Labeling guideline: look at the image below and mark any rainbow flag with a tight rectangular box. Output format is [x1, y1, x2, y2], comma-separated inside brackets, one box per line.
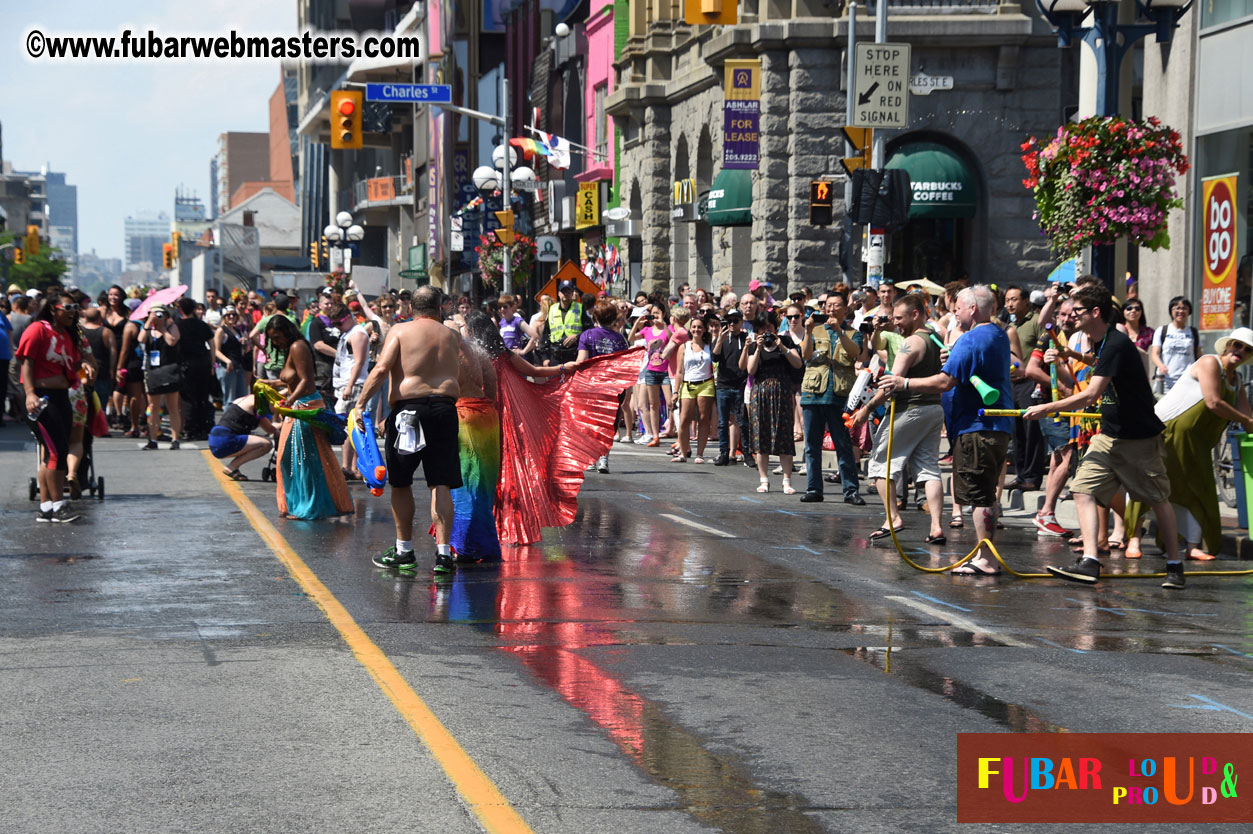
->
[509, 137, 548, 159]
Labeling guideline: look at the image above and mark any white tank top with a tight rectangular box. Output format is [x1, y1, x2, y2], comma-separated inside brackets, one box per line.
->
[682, 341, 713, 382]
[1155, 357, 1228, 423]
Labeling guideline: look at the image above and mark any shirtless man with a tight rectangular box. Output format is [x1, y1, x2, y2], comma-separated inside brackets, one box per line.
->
[355, 286, 463, 574]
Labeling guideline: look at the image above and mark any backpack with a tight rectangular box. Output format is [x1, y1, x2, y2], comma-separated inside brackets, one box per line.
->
[1157, 325, 1200, 360]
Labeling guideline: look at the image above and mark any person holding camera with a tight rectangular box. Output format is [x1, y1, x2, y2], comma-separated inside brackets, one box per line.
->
[741, 309, 803, 493]
[797, 292, 865, 504]
[712, 307, 749, 466]
[140, 304, 183, 450]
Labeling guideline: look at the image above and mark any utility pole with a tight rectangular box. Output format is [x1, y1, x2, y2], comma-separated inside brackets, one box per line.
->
[871, 0, 888, 170]
[501, 74, 512, 295]
[845, 3, 859, 285]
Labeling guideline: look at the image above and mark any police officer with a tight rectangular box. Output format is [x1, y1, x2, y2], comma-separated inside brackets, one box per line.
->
[546, 279, 585, 364]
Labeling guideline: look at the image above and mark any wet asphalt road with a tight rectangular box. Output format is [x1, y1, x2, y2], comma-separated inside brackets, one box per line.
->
[2, 423, 1252, 833]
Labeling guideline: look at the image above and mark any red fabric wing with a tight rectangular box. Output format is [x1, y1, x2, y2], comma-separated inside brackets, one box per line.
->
[496, 347, 644, 546]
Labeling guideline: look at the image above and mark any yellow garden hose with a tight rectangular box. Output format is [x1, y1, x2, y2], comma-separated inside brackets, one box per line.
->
[881, 398, 1253, 580]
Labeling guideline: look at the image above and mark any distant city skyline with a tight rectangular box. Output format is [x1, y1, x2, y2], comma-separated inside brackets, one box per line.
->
[0, 0, 296, 260]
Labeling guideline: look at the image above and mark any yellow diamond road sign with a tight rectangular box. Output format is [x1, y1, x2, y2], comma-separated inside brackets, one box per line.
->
[852, 43, 911, 129]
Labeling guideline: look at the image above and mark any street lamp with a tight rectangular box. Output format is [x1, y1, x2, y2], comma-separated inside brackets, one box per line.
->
[323, 211, 365, 276]
[470, 146, 530, 294]
[1035, 0, 1193, 286]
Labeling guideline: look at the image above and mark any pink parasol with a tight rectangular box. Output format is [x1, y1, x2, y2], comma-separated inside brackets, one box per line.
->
[129, 285, 189, 321]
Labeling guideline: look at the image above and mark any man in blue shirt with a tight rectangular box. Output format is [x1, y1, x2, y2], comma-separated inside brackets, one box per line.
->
[880, 285, 1013, 574]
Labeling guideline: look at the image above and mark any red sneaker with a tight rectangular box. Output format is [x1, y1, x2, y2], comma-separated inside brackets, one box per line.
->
[1033, 513, 1071, 538]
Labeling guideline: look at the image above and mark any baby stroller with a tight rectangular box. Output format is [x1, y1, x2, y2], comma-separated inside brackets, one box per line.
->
[260, 443, 278, 483]
[29, 420, 105, 501]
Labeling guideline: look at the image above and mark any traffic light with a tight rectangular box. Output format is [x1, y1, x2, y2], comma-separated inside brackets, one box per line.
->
[171, 231, 181, 263]
[684, 0, 737, 25]
[840, 127, 873, 176]
[320, 236, 330, 263]
[310, 241, 320, 269]
[494, 209, 515, 246]
[25, 225, 40, 256]
[810, 180, 834, 226]
[162, 243, 173, 269]
[14, 245, 24, 265]
[330, 90, 363, 150]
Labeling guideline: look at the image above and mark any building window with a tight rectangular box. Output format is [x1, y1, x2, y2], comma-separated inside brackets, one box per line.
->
[594, 83, 608, 162]
[1201, 0, 1253, 28]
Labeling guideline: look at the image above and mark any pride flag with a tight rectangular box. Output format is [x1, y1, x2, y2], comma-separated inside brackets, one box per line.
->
[509, 137, 548, 159]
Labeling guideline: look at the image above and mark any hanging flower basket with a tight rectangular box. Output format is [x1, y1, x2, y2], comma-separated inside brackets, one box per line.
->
[1021, 115, 1190, 258]
[477, 233, 536, 291]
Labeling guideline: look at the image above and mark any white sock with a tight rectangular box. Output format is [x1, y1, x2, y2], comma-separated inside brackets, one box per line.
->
[396, 539, 413, 554]
[437, 544, 451, 556]
[40, 501, 53, 512]
[52, 500, 65, 511]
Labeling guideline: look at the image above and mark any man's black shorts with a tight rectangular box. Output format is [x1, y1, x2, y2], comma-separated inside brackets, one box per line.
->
[952, 430, 1010, 508]
[385, 395, 462, 489]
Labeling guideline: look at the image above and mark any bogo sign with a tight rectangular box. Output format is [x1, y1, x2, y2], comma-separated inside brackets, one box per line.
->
[1200, 174, 1239, 331]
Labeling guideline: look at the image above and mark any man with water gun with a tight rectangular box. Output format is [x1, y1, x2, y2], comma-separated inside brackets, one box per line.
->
[879, 285, 1013, 575]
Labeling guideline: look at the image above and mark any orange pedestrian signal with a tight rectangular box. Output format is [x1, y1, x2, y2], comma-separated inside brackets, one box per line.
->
[810, 180, 834, 226]
[330, 90, 363, 150]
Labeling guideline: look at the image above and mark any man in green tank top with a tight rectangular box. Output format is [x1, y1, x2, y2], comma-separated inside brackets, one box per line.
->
[852, 293, 947, 544]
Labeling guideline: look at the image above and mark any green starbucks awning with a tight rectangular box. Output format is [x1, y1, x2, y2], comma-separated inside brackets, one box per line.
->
[885, 142, 978, 219]
[706, 169, 753, 226]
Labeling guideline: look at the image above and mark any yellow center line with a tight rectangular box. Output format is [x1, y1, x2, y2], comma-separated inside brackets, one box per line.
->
[202, 451, 535, 834]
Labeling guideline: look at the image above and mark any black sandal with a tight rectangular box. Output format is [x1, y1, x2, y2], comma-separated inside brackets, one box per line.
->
[869, 526, 901, 541]
[224, 469, 248, 481]
[924, 533, 947, 545]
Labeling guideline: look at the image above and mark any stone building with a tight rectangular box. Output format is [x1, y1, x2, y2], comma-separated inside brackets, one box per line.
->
[609, 1, 1077, 296]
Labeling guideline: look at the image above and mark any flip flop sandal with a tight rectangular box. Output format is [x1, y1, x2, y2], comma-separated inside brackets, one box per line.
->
[868, 527, 901, 541]
[924, 534, 947, 545]
[1070, 543, 1111, 557]
[952, 562, 1002, 576]
[949, 518, 964, 529]
[1108, 539, 1127, 551]
[224, 469, 249, 481]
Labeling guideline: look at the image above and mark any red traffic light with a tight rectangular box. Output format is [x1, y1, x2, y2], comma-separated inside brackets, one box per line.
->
[338, 98, 356, 117]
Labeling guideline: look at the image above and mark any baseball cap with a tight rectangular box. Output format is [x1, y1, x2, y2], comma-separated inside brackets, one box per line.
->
[725, 307, 743, 318]
[558, 279, 576, 292]
[26, 288, 42, 298]
[319, 286, 334, 296]
[748, 279, 773, 292]
[398, 289, 412, 300]
[1030, 290, 1047, 307]
[285, 288, 299, 299]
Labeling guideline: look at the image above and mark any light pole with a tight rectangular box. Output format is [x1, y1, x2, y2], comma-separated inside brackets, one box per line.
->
[472, 147, 534, 296]
[323, 210, 365, 279]
[1035, 0, 1193, 288]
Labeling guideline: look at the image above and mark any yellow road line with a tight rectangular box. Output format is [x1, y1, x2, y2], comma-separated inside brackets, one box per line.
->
[202, 451, 535, 834]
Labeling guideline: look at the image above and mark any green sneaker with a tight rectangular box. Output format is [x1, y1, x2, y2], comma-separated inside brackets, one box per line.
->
[372, 546, 417, 571]
[433, 552, 457, 574]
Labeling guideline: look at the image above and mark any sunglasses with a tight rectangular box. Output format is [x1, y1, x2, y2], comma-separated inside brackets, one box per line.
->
[1230, 342, 1251, 354]
[1124, 306, 1142, 312]
[57, 304, 80, 313]
[786, 314, 802, 319]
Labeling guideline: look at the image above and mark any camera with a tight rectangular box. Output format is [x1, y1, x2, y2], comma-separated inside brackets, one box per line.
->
[810, 312, 829, 325]
[154, 311, 165, 319]
[858, 320, 875, 336]
[760, 333, 778, 348]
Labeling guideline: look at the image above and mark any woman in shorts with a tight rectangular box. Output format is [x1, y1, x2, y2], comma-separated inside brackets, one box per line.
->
[209, 393, 277, 480]
[666, 313, 716, 463]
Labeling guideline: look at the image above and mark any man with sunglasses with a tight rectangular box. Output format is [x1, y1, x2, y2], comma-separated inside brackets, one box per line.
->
[1024, 285, 1183, 589]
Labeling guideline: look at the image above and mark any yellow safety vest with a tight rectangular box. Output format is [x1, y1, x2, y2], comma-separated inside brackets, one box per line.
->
[547, 301, 583, 342]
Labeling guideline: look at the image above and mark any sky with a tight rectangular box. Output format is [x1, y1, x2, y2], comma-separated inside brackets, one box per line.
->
[0, 0, 297, 260]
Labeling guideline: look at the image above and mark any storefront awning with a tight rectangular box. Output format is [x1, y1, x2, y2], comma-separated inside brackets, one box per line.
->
[706, 169, 753, 227]
[885, 142, 977, 219]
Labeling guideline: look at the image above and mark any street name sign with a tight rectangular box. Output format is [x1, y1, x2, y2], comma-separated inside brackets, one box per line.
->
[910, 73, 953, 96]
[365, 83, 452, 103]
[852, 44, 911, 128]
